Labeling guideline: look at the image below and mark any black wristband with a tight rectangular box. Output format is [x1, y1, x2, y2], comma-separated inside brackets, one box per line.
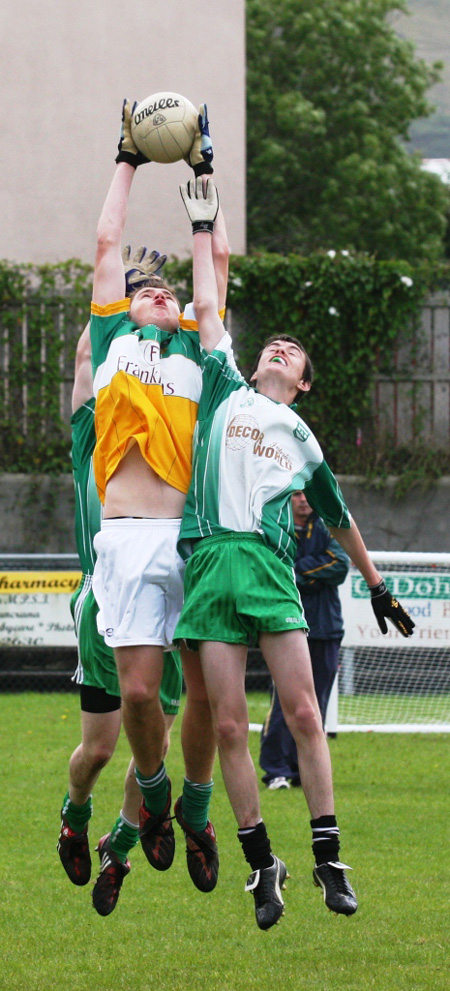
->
[193, 162, 214, 177]
[115, 150, 139, 168]
[115, 149, 150, 168]
[192, 220, 214, 234]
[369, 579, 387, 598]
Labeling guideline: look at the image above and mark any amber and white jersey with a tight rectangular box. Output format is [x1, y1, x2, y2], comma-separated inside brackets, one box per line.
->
[90, 299, 230, 503]
[179, 342, 351, 567]
[91, 300, 208, 502]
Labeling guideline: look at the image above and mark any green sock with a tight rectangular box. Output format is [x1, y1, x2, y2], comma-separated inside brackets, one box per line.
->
[62, 791, 92, 832]
[109, 813, 140, 864]
[181, 778, 213, 832]
[135, 763, 169, 815]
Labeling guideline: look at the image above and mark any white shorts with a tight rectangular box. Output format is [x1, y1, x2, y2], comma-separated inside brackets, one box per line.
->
[92, 518, 185, 649]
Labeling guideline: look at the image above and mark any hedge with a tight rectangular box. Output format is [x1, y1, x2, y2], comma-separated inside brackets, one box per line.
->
[0, 252, 449, 476]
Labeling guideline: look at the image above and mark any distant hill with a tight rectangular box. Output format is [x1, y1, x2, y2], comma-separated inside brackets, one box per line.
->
[396, 0, 450, 156]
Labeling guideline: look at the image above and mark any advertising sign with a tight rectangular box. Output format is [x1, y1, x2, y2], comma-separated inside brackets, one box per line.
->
[0, 571, 81, 647]
[340, 570, 450, 648]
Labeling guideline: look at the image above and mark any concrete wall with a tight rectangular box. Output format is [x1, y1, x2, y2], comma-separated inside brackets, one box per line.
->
[1, 0, 246, 265]
[335, 476, 450, 554]
[0, 474, 448, 555]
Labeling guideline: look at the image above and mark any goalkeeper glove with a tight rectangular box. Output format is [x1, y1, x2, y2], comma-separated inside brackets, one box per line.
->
[115, 99, 150, 167]
[185, 103, 214, 177]
[369, 579, 415, 637]
[180, 177, 219, 234]
[122, 245, 168, 294]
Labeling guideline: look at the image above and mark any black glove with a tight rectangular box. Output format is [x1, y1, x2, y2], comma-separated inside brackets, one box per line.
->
[115, 99, 151, 167]
[369, 579, 415, 637]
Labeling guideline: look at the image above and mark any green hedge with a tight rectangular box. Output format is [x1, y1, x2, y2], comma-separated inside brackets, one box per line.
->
[1, 253, 449, 476]
[168, 251, 450, 473]
[0, 259, 91, 472]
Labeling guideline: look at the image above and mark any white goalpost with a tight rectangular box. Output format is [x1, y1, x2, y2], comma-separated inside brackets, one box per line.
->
[325, 552, 450, 733]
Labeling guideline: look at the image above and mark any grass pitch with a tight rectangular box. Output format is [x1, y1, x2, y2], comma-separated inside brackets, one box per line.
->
[1, 692, 449, 991]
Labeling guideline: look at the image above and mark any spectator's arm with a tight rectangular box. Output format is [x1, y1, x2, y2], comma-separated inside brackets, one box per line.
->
[296, 537, 349, 587]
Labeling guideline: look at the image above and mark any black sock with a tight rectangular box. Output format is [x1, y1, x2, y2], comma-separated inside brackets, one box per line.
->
[311, 815, 340, 865]
[238, 821, 273, 871]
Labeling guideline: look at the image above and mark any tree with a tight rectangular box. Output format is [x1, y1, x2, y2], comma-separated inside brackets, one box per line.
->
[247, 0, 449, 261]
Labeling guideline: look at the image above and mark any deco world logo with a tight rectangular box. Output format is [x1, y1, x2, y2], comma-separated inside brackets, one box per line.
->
[226, 414, 262, 450]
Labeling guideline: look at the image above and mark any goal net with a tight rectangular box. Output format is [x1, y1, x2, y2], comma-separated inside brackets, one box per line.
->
[327, 552, 450, 733]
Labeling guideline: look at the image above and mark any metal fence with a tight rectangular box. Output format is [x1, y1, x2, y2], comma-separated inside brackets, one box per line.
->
[0, 554, 272, 693]
[0, 294, 88, 460]
[374, 291, 450, 448]
[0, 646, 272, 694]
[2, 293, 450, 451]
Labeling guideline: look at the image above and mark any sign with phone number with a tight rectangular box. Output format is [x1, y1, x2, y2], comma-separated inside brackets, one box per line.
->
[0, 572, 81, 647]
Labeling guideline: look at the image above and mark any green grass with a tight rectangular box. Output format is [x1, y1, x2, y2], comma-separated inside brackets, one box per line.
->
[338, 692, 450, 725]
[2, 692, 449, 991]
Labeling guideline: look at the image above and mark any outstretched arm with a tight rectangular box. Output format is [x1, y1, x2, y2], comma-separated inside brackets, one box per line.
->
[180, 177, 225, 352]
[212, 206, 230, 312]
[192, 229, 225, 352]
[93, 163, 134, 305]
[184, 103, 229, 311]
[330, 519, 415, 637]
[329, 520, 381, 587]
[93, 99, 150, 305]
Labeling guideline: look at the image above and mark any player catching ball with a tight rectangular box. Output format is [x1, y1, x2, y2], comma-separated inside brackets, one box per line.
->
[58, 249, 183, 915]
[86, 98, 233, 904]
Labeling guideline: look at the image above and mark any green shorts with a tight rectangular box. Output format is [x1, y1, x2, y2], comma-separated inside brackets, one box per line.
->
[71, 577, 182, 714]
[175, 533, 307, 647]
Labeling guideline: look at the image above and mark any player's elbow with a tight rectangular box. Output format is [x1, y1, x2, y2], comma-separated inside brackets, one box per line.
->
[193, 289, 217, 321]
[213, 237, 230, 266]
[96, 221, 122, 257]
[75, 326, 91, 365]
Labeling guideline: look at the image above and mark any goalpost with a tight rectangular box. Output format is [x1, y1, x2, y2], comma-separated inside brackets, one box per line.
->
[325, 552, 450, 733]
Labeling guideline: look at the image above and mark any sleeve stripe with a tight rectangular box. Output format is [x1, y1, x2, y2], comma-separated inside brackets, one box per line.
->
[91, 299, 130, 317]
[178, 319, 200, 332]
[179, 308, 225, 333]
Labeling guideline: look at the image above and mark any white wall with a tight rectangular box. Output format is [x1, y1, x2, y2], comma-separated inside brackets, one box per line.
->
[1, 0, 246, 264]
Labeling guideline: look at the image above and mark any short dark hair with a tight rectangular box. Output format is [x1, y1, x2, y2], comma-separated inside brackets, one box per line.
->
[250, 334, 314, 403]
[128, 275, 181, 310]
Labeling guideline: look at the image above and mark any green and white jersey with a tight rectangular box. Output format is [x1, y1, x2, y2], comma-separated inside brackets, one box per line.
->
[179, 344, 351, 568]
[71, 399, 101, 575]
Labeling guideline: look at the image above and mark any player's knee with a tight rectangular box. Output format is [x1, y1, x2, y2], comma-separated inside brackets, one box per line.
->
[215, 713, 247, 751]
[75, 741, 114, 774]
[90, 742, 115, 770]
[286, 700, 323, 741]
[120, 678, 160, 709]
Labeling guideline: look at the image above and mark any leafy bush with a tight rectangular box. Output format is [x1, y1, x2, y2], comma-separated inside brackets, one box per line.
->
[0, 260, 91, 472]
[167, 250, 447, 472]
[1, 253, 450, 479]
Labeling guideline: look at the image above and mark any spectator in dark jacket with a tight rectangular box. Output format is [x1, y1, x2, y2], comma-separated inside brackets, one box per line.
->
[260, 491, 349, 789]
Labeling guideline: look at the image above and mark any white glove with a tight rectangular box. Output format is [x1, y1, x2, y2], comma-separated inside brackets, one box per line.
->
[179, 177, 219, 234]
